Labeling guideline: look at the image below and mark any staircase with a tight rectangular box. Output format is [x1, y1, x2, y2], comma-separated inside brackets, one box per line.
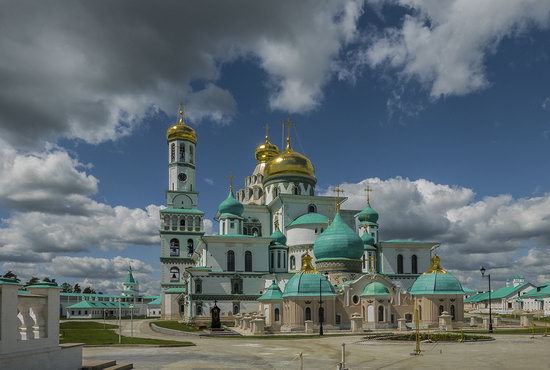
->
[81, 359, 133, 370]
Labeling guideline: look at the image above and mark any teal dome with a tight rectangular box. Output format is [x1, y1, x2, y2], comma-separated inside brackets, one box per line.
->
[218, 191, 244, 217]
[282, 272, 335, 298]
[356, 204, 379, 223]
[361, 232, 375, 246]
[287, 213, 329, 229]
[313, 213, 363, 261]
[258, 280, 283, 301]
[361, 282, 390, 297]
[270, 229, 287, 246]
[410, 257, 464, 295]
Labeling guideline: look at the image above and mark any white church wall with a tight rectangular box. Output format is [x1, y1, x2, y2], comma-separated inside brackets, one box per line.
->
[286, 228, 318, 247]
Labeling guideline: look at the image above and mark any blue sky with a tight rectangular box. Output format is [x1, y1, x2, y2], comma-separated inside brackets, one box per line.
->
[1, 0, 550, 293]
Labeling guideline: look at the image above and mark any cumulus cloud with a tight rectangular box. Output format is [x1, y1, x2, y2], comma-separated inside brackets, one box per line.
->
[49, 255, 152, 279]
[361, 0, 550, 97]
[330, 177, 550, 287]
[0, 0, 364, 147]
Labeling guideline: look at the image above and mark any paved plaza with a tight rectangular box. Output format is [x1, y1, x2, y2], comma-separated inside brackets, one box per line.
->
[82, 320, 550, 369]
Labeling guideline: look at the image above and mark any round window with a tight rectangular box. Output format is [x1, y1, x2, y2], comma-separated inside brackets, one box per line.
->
[352, 295, 360, 305]
[178, 173, 187, 182]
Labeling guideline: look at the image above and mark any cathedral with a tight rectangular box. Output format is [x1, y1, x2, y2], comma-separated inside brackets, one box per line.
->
[159, 108, 465, 330]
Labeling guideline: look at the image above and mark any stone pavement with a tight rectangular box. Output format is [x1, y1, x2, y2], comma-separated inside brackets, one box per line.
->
[83, 320, 550, 369]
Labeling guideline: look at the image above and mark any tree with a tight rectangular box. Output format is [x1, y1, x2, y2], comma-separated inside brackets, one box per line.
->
[25, 276, 39, 286]
[73, 283, 81, 293]
[83, 286, 96, 294]
[61, 282, 73, 293]
[2, 271, 17, 279]
[42, 277, 51, 282]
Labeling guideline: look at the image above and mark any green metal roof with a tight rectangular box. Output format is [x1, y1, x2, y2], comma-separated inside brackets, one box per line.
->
[165, 287, 185, 293]
[288, 213, 329, 228]
[218, 190, 244, 216]
[361, 232, 375, 247]
[258, 280, 283, 301]
[313, 213, 363, 261]
[270, 229, 287, 246]
[361, 282, 390, 297]
[148, 297, 162, 305]
[0, 277, 21, 285]
[160, 207, 204, 215]
[68, 301, 131, 309]
[282, 272, 336, 298]
[410, 271, 464, 295]
[219, 212, 243, 219]
[124, 267, 136, 285]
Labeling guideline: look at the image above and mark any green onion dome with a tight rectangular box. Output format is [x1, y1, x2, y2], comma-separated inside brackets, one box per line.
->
[361, 281, 390, 297]
[409, 256, 464, 295]
[258, 280, 283, 301]
[356, 204, 379, 223]
[218, 190, 244, 217]
[270, 229, 287, 246]
[361, 232, 375, 246]
[313, 213, 364, 261]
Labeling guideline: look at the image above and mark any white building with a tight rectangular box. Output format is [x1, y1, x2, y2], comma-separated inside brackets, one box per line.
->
[159, 112, 438, 323]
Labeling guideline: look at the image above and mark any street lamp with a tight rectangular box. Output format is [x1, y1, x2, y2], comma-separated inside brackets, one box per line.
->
[480, 266, 493, 333]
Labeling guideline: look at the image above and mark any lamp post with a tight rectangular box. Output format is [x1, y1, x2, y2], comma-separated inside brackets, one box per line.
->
[480, 266, 493, 333]
[319, 272, 328, 336]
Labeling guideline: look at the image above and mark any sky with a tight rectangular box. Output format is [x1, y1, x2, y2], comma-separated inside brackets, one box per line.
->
[1, 0, 550, 294]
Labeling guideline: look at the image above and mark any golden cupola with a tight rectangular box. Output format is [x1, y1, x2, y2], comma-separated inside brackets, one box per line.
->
[166, 105, 197, 143]
[255, 130, 280, 163]
[264, 124, 315, 182]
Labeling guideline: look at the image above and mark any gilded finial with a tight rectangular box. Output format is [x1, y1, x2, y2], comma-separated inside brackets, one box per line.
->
[364, 184, 373, 205]
[301, 250, 316, 274]
[332, 186, 345, 212]
[426, 255, 447, 274]
[283, 117, 293, 151]
[274, 216, 280, 231]
[177, 103, 185, 124]
[229, 174, 234, 192]
[264, 123, 270, 140]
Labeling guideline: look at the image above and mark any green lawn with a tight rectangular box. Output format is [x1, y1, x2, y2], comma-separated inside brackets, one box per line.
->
[151, 320, 202, 332]
[60, 321, 194, 346]
[460, 327, 550, 335]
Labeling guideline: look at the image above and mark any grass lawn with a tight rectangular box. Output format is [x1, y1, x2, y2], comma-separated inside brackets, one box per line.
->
[151, 320, 202, 332]
[60, 321, 194, 346]
[461, 327, 550, 335]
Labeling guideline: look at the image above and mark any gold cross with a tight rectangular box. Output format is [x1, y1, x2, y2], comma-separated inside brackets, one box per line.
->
[178, 102, 185, 123]
[264, 123, 269, 138]
[332, 186, 345, 212]
[229, 174, 234, 191]
[364, 184, 373, 204]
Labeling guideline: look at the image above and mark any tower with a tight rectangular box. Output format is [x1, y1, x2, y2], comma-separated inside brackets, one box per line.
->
[160, 105, 205, 320]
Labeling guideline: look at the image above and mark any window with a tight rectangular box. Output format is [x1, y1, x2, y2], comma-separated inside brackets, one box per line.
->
[180, 219, 186, 228]
[231, 276, 243, 294]
[274, 308, 280, 321]
[273, 187, 279, 197]
[378, 306, 384, 322]
[450, 305, 455, 320]
[170, 267, 180, 282]
[290, 255, 296, 270]
[187, 239, 194, 257]
[293, 186, 299, 195]
[305, 307, 312, 321]
[362, 254, 366, 269]
[245, 251, 253, 272]
[270, 251, 274, 269]
[179, 144, 185, 161]
[252, 227, 259, 236]
[230, 222, 234, 229]
[308, 204, 317, 213]
[170, 238, 180, 257]
[170, 143, 175, 162]
[233, 304, 240, 315]
[189, 145, 194, 163]
[195, 216, 201, 231]
[352, 295, 360, 304]
[227, 250, 235, 271]
[277, 251, 281, 268]
[283, 252, 286, 269]
[419, 305, 422, 320]
[411, 254, 418, 274]
[439, 305, 444, 316]
[336, 314, 341, 325]
[196, 303, 202, 316]
[397, 254, 404, 274]
[195, 279, 202, 294]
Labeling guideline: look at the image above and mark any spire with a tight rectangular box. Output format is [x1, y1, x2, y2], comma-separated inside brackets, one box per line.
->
[283, 117, 293, 151]
[228, 174, 234, 193]
[264, 123, 270, 141]
[177, 103, 185, 124]
[332, 186, 345, 212]
[364, 184, 373, 205]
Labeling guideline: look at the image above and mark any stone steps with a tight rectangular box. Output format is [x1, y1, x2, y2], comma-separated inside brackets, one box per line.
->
[81, 359, 133, 370]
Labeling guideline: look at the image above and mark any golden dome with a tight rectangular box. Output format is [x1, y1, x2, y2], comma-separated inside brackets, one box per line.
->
[166, 106, 197, 143]
[255, 135, 280, 163]
[264, 135, 315, 181]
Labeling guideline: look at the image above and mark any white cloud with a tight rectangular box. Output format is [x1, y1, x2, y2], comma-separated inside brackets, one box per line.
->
[542, 97, 550, 111]
[363, 0, 550, 97]
[0, 1, 365, 147]
[331, 177, 550, 287]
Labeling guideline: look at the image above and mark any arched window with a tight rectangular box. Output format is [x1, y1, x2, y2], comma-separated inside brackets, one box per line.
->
[450, 305, 456, 320]
[439, 305, 444, 316]
[397, 254, 404, 274]
[362, 254, 366, 269]
[233, 304, 240, 315]
[179, 143, 185, 161]
[196, 303, 202, 316]
[245, 251, 253, 272]
[195, 216, 201, 231]
[378, 306, 384, 322]
[170, 267, 180, 282]
[227, 250, 235, 271]
[170, 239, 179, 257]
[189, 145, 194, 163]
[187, 239, 194, 257]
[274, 308, 280, 321]
[293, 186, 299, 195]
[411, 254, 418, 274]
[305, 307, 312, 321]
[170, 143, 175, 162]
[252, 227, 259, 236]
[164, 215, 170, 229]
[180, 219, 186, 228]
[277, 251, 281, 268]
[290, 255, 296, 270]
[270, 251, 274, 269]
[195, 279, 202, 294]
[273, 187, 279, 198]
[308, 204, 317, 213]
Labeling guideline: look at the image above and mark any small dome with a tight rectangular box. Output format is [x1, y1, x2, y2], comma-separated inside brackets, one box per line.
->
[410, 256, 464, 295]
[361, 232, 375, 246]
[283, 272, 335, 298]
[313, 213, 364, 261]
[270, 229, 287, 246]
[361, 282, 390, 297]
[218, 191, 244, 217]
[258, 280, 283, 301]
[255, 136, 280, 163]
[356, 204, 379, 223]
[264, 135, 315, 182]
[166, 107, 197, 143]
